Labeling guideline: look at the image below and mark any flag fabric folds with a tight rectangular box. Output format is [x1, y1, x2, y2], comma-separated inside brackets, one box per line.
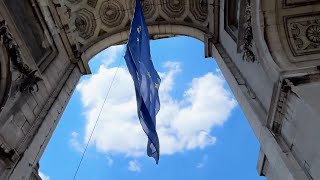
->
[124, 0, 161, 164]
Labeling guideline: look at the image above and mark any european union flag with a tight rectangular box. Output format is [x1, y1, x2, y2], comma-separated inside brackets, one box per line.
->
[124, 0, 161, 164]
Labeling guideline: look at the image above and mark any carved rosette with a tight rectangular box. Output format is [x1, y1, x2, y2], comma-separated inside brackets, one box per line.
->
[286, 14, 320, 56]
[99, 0, 125, 27]
[306, 25, 320, 43]
[189, 0, 208, 22]
[130, 0, 156, 20]
[160, 0, 186, 18]
[75, 9, 96, 39]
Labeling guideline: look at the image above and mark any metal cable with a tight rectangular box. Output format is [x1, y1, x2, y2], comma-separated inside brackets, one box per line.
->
[72, 53, 123, 180]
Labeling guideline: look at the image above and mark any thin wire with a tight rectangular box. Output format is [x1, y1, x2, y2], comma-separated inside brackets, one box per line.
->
[72, 55, 123, 180]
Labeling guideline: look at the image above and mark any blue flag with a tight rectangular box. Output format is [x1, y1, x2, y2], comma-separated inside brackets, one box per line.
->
[124, 0, 161, 164]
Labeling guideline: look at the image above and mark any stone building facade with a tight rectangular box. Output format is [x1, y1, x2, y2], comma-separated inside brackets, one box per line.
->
[0, 0, 319, 179]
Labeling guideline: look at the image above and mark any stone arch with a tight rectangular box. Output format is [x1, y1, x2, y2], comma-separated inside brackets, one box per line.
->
[65, 0, 216, 70]
[80, 24, 208, 71]
[1, 0, 320, 180]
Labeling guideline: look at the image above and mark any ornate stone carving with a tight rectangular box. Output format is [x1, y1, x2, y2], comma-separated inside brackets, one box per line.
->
[0, 20, 42, 93]
[130, 0, 156, 19]
[87, 0, 98, 8]
[242, 0, 255, 62]
[75, 9, 96, 39]
[270, 81, 290, 136]
[283, 0, 320, 8]
[99, 0, 125, 27]
[160, 0, 186, 18]
[189, 0, 208, 22]
[67, 0, 214, 50]
[286, 14, 320, 56]
[67, 0, 82, 4]
[306, 25, 320, 43]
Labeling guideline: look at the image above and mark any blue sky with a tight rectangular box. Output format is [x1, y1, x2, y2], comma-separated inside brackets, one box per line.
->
[39, 37, 266, 180]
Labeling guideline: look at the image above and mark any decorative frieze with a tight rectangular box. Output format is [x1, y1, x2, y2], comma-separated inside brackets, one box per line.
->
[285, 14, 320, 56]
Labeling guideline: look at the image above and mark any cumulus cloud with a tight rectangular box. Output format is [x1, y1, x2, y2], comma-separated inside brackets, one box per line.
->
[39, 171, 50, 180]
[69, 131, 84, 153]
[93, 45, 124, 66]
[106, 156, 114, 167]
[196, 154, 209, 168]
[75, 45, 236, 158]
[128, 160, 141, 172]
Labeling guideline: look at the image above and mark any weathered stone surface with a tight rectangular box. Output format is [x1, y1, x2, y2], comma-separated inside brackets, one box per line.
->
[74, 9, 97, 40]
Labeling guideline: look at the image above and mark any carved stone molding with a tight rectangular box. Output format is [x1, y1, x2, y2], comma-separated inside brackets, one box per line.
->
[283, 0, 320, 8]
[270, 81, 291, 136]
[285, 13, 320, 56]
[99, 0, 125, 28]
[160, 0, 186, 18]
[67, 0, 83, 4]
[269, 72, 320, 136]
[0, 20, 42, 93]
[75, 9, 96, 40]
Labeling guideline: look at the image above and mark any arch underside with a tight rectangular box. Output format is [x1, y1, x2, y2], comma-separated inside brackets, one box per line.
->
[63, 0, 218, 65]
[81, 24, 210, 65]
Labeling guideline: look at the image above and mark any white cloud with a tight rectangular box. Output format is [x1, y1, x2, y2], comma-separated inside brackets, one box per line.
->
[39, 171, 50, 180]
[196, 154, 208, 168]
[92, 45, 125, 66]
[75, 47, 237, 158]
[69, 131, 84, 153]
[128, 160, 141, 172]
[106, 156, 114, 167]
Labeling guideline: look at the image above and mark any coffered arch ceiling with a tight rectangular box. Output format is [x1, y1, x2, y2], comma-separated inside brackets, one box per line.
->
[63, 0, 217, 60]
